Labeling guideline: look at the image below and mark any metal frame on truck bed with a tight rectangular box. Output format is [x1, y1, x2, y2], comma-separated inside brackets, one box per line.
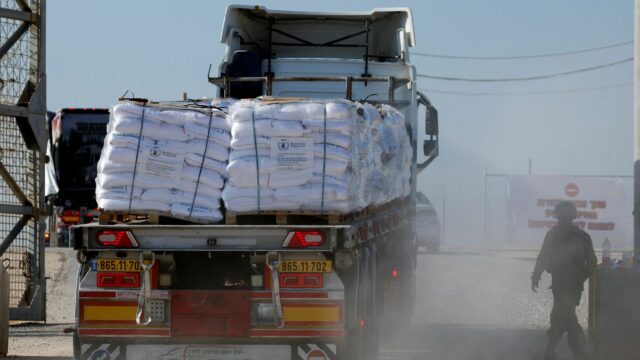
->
[71, 5, 438, 360]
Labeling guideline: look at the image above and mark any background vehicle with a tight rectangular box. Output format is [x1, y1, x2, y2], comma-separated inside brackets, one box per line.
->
[71, 6, 438, 360]
[47, 108, 109, 246]
[416, 191, 442, 253]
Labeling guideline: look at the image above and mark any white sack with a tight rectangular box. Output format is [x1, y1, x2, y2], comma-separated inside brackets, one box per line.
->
[171, 203, 223, 222]
[111, 116, 189, 141]
[112, 102, 230, 131]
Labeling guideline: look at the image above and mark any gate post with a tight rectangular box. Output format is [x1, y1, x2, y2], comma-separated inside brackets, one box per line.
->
[0, 263, 9, 356]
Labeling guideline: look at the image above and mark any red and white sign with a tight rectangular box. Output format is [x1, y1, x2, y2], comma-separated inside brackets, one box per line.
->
[565, 183, 579, 198]
[506, 175, 627, 248]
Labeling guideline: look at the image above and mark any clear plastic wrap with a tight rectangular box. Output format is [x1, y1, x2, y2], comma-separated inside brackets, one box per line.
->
[95, 101, 233, 223]
[222, 98, 411, 214]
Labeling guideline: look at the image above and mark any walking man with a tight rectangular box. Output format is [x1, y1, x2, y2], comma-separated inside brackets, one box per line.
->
[531, 201, 598, 360]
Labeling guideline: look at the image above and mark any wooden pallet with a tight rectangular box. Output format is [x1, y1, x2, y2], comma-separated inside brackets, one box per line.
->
[225, 211, 343, 225]
[223, 205, 384, 225]
[98, 211, 161, 225]
[223, 199, 410, 226]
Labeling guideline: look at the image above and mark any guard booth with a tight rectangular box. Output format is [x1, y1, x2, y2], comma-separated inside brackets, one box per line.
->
[589, 264, 640, 359]
[0, 0, 47, 336]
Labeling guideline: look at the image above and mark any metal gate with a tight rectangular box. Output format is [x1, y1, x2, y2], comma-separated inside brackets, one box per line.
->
[0, 0, 46, 320]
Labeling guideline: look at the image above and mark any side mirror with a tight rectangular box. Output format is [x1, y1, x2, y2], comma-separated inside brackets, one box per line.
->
[416, 91, 439, 171]
[426, 105, 438, 136]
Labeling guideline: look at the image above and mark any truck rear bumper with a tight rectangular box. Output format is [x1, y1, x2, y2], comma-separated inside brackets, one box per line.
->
[77, 338, 338, 360]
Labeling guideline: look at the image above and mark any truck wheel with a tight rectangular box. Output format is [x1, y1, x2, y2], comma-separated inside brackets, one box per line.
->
[337, 246, 379, 360]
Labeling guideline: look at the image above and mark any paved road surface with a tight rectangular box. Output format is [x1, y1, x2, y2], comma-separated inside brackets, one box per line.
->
[6, 249, 590, 359]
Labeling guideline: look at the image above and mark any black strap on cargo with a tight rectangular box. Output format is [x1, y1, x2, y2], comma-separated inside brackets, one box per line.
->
[128, 103, 146, 214]
[252, 108, 261, 212]
[320, 104, 327, 212]
[188, 108, 214, 219]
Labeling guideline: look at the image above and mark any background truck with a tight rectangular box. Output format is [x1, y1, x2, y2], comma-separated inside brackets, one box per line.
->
[416, 191, 442, 253]
[71, 6, 438, 360]
[46, 108, 109, 246]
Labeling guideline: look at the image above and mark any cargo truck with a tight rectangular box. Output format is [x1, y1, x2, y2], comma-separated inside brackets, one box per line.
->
[71, 6, 439, 360]
[46, 108, 109, 246]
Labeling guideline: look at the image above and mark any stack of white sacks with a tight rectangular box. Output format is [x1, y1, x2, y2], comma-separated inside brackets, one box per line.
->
[96, 98, 412, 222]
[95, 101, 232, 223]
[222, 98, 412, 213]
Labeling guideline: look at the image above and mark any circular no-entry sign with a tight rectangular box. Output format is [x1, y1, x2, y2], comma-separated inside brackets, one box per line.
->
[565, 183, 579, 198]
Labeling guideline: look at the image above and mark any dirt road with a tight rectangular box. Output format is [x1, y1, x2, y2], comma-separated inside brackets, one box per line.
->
[8, 248, 76, 358]
[382, 251, 590, 360]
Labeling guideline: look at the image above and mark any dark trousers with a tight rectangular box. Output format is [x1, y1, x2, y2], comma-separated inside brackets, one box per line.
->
[546, 285, 586, 357]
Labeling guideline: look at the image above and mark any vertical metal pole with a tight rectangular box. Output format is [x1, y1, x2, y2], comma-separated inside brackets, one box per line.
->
[266, 76, 272, 97]
[388, 77, 395, 106]
[483, 169, 488, 250]
[37, 0, 47, 321]
[266, 19, 273, 77]
[634, 0, 640, 261]
[362, 20, 370, 79]
[442, 197, 446, 248]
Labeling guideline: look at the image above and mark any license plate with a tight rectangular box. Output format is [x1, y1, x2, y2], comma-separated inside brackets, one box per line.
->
[279, 260, 332, 273]
[97, 259, 143, 272]
[61, 215, 80, 223]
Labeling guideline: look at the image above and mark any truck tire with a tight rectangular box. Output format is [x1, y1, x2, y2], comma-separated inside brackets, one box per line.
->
[337, 246, 379, 360]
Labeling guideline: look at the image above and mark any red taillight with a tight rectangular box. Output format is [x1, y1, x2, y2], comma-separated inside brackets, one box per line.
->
[391, 269, 399, 278]
[96, 230, 138, 248]
[97, 272, 140, 288]
[283, 231, 326, 248]
[280, 273, 324, 288]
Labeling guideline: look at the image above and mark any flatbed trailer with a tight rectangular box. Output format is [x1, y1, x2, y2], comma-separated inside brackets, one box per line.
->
[71, 6, 438, 360]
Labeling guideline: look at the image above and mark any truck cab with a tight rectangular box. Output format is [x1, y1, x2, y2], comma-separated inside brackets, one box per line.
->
[47, 108, 109, 246]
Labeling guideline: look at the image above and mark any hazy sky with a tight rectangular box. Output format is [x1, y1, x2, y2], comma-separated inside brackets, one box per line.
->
[48, 1, 634, 246]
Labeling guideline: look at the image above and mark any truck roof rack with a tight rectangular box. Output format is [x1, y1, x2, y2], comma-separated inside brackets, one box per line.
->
[208, 74, 411, 106]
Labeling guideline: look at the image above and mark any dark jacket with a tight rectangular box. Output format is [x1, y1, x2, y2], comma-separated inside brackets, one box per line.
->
[532, 223, 597, 290]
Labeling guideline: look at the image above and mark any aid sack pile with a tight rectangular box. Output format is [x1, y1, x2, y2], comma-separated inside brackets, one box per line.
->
[95, 100, 232, 223]
[222, 98, 412, 213]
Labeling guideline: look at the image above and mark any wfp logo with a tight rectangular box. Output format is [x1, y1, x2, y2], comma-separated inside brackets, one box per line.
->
[278, 139, 290, 151]
[150, 146, 161, 157]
